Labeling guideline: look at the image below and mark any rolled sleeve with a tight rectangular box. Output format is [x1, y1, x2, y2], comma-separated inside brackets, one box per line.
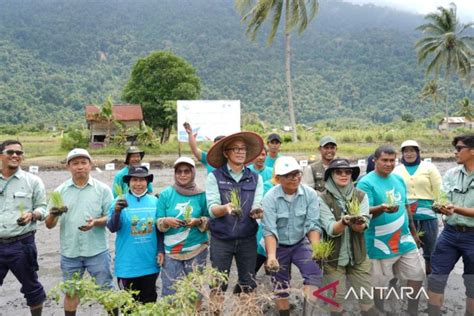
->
[306, 189, 321, 233]
[262, 192, 279, 241]
[319, 198, 341, 237]
[251, 175, 264, 209]
[205, 173, 221, 219]
[32, 177, 47, 220]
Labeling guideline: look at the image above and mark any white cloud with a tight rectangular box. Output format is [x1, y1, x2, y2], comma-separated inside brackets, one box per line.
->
[343, 0, 474, 22]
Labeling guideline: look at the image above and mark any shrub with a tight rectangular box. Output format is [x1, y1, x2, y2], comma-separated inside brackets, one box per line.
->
[384, 133, 394, 142]
[365, 135, 373, 143]
[61, 129, 89, 150]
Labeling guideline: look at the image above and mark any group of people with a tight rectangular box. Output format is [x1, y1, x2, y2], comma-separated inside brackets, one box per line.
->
[1, 127, 474, 316]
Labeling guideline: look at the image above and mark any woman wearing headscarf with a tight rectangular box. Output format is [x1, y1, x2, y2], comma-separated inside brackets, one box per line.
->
[319, 159, 377, 316]
[156, 157, 209, 297]
[107, 165, 162, 304]
[394, 140, 441, 275]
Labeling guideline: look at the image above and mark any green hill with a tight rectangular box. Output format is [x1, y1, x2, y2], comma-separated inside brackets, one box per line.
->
[0, 0, 470, 126]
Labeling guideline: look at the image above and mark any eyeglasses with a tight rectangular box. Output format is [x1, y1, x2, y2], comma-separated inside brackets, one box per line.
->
[334, 169, 353, 176]
[281, 171, 302, 179]
[2, 150, 24, 156]
[175, 169, 192, 175]
[454, 145, 470, 152]
[225, 146, 248, 153]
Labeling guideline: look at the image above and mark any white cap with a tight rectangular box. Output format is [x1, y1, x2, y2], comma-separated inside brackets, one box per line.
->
[400, 140, 420, 150]
[173, 156, 196, 168]
[66, 148, 92, 164]
[274, 156, 301, 176]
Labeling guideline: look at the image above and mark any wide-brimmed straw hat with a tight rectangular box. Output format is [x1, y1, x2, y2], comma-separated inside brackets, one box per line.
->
[123, 165, 154, 184]
[206, 132, 264, 168]
[324, 158, 360, 181]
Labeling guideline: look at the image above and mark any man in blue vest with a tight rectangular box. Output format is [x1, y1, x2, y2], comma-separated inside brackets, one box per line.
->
[205, 131, 264, 312]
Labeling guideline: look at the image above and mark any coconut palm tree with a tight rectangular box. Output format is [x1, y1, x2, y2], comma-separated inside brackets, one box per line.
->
[415, 3, 473, 117]
[420, 80, 445, 114]
[236, 0, 319, 143]
[457, 97, 473, 120]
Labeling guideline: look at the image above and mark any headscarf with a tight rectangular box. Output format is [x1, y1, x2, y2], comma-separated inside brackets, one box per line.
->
[172, 163, 205, 196]
[324, 171, 355, 204]
[401, 147, 421, 167]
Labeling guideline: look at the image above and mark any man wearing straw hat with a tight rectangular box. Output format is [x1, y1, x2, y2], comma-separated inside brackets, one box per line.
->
[205, 131, 265, 309]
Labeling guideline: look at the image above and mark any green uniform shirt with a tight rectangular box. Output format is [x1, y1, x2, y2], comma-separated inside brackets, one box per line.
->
[49, 177, 113, 258]
[443, 166, 474, 227]
[0, 168, 47, 238]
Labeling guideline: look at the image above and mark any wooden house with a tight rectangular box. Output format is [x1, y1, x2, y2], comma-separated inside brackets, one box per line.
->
[438, 117, 474, 131]
[85, 104, 143, 147]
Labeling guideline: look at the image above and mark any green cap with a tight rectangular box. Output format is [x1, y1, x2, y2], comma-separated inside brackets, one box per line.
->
[320, 136, 337, 147]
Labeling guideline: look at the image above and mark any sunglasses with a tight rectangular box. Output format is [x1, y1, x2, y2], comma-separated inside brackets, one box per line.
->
[2, 150, 24, 156]
[334, 169, 353, 176]
[454, 145, 471, 152]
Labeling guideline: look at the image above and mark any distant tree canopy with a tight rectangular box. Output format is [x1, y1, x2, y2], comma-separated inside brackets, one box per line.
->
[122, 51, 201, 143]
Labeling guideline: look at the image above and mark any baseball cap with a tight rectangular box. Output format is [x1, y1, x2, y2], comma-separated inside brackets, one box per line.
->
[267, 133, 282, 143]
[66, 148, 92, 164]
[274, 156, 301, 176]
[400, 140, 420, 150]
[320, 136, 337, 147]
[173, 156, 196, 168]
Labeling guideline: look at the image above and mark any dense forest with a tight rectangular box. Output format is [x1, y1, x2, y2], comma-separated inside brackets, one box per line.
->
[0, 0, 471, 127]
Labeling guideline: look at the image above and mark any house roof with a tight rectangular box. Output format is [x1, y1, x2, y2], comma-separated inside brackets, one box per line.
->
[85, 104, 143, 121]
[439, 116, 468, 124]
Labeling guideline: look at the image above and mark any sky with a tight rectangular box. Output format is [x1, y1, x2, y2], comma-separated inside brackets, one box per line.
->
[343, 0, 474, 22]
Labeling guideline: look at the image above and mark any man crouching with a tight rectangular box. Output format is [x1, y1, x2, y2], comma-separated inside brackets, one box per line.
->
[262, 156, 322, 316]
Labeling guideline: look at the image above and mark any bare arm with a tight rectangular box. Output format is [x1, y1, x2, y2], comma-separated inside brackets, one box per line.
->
[306, 230, 321, 245]
[45, 213, 60, 229]
[184, 122, 202, 161]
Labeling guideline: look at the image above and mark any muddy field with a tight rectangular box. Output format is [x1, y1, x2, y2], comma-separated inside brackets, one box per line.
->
[0, 161, 470, 315]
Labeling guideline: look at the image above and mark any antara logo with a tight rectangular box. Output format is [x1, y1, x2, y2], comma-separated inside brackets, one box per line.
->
[312, 281, 429, 307]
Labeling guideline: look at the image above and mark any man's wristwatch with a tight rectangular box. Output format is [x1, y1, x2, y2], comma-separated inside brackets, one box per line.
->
[29, 211, 37, 222]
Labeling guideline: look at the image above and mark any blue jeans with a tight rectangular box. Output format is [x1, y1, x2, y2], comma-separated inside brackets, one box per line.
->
[415, 219, 438, 261]
[210, 235, 257, 292]
[61, 250, 114, 289]
[161, 248, 208, 296]
[0, 234, 46, 306]
[428, 225, 474, 298]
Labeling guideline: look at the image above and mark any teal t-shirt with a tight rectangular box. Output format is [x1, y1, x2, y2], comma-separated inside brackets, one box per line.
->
[264, 154, 281, 169]
[112, 166, 153, 198]
[108, 193, 160, 278]
[157, 186, 209, 254]
[357, 172, 417, 259]
[201, 151, 215, 174]
[248, 164, 273, 183]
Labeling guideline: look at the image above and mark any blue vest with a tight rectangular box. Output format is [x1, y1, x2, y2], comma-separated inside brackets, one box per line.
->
[210, 165, 258, 240]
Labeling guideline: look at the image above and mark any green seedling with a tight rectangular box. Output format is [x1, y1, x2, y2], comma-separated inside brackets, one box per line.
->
[184, 205, 193, 222]
[346, 197, 361, 216]
[18, 202, 25, 217]
[228, 188, 242, 216]
[432, 192, 449, 214]
[114, 184, 124, 199]
[386, 191, 397, 206]
[416, 229, 425, 238]
[312, 240, 335, 262]
[50, 191, 65, 208]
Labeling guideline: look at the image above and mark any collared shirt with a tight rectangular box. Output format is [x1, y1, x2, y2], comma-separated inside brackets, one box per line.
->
[48, 177, 113, 258]
[206, 164, 263, 218]
[0, 168, 47, 238]
[248, 164, 273, 182]
[262, 184, 321, 246]
[442, 165, 474, 227]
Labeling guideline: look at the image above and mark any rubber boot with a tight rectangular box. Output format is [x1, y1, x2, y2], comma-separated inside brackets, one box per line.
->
[279, 310, 290, 316]
[30, 307, 42, 316]
[407, 298, 420, 316]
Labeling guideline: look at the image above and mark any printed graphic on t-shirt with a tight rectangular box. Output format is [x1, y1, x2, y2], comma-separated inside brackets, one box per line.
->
[130, 215, 154, 236]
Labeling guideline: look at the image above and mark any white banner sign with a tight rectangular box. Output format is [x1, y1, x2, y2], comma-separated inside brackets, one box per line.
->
[177, 100, 241, 142]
